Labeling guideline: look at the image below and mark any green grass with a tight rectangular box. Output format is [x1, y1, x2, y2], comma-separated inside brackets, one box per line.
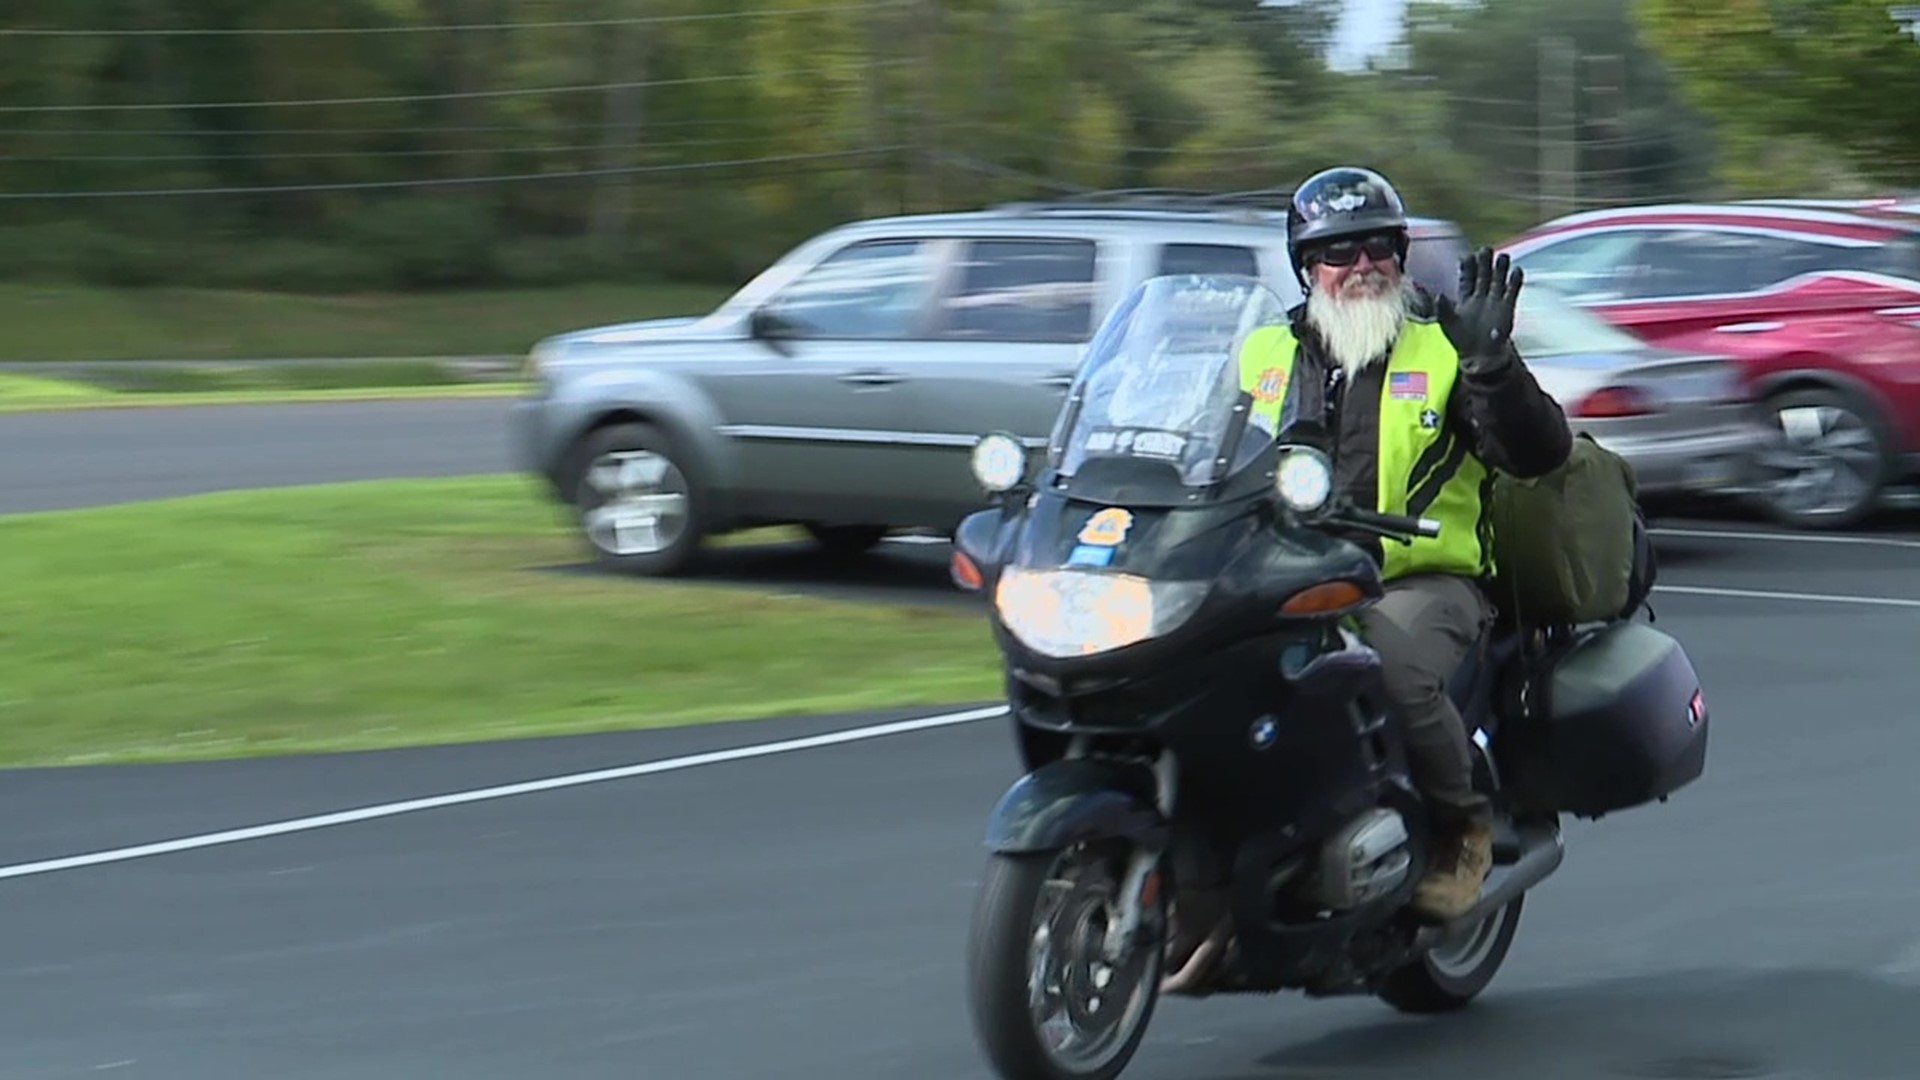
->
[0, 371, 115, 405]
[0, 281, 734, 362]
[93, 359, 479, 393]
[0, 372, 528, 413]
[0, 475, 1001, 768]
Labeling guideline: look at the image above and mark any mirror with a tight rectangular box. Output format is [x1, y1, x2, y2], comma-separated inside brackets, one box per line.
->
[747, 307, 796, 355]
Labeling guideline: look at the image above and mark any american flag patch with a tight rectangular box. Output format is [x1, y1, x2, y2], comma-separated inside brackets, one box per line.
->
[1388, 371, 1428, 400]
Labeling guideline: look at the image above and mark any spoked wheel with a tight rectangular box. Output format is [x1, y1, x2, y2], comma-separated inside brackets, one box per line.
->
[1746, 387, 1890, 530]
[568, 421, 705, 576]
[966, 844, 1167, 1080]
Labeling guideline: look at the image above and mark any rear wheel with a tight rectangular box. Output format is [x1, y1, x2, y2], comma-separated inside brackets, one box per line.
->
[966, 844, 1166, 1080]
[1375, 892, 1524, 1013]
[1747, 386, 1890, 530]
[1376, 739, 1526, 1013]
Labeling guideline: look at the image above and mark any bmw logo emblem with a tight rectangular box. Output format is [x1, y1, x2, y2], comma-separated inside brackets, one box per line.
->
[1249, 716, 1279, 750]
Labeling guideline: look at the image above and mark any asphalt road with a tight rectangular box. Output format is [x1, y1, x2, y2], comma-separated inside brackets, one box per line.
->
[6, 399, 1920, 1077]
[3, 523, 1920, 1079]
[0, 398, 515, 514]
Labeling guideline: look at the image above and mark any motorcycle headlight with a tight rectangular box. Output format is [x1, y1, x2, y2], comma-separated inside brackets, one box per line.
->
[993, 567, 1209, 658]
[1275, 446, 1333, 514]
[971, 432, 1028, 494]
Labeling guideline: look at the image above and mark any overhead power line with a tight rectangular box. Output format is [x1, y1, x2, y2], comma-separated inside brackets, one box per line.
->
[0, 62, 911, 114]
[0, 1, 913, 37]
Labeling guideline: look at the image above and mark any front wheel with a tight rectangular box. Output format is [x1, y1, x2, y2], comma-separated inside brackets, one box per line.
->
[965, 844, 1166, 1080]
[567, 421, 706, 576]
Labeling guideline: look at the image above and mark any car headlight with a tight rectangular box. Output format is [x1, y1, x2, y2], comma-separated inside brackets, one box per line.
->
[1275, 446, 1333, 514]
[521, 342, 562, 381]
[993, 567, 1209, 658]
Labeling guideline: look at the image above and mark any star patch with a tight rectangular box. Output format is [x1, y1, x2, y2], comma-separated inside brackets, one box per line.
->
[1419, 408, 1440, 430]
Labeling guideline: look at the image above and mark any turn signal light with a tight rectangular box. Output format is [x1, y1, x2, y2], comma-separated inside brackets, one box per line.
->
[1280, 580, 1367, 615]
[950, 551, 983, 592]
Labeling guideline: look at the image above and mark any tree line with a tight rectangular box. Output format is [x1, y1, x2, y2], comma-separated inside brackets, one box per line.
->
[0, 0, 1906, 294]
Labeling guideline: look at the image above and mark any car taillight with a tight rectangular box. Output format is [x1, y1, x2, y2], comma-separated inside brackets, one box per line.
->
[1573, 385, 1656, 418]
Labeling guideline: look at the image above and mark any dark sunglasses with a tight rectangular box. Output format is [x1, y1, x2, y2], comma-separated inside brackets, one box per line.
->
[1307, 232, 1400, 267]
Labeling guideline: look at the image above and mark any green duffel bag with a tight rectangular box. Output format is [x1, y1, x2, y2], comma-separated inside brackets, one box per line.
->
[1488, 433, 1642, 626]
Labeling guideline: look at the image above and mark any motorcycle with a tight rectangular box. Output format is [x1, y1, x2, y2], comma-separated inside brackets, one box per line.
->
[951, 274, 1710, 1080]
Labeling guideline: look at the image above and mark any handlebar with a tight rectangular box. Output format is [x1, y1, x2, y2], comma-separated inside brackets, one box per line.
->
[1317, 502, 1442, 545]
[1342, 507, 1441, 539]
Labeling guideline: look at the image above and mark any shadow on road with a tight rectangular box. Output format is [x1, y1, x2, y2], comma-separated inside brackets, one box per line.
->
[1197, 967, 1915, 1079]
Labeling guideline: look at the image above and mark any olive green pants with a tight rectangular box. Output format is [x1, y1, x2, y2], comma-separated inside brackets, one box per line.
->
[1355, 572, 1495, 829]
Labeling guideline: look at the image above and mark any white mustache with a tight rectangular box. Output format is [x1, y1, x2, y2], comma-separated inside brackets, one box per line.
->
[1338, 267, 1392, 294]
[1307, 279, 1413, 378]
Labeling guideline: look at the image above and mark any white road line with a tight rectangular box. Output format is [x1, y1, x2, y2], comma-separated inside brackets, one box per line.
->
[1655, 584, 1920, 609]
[1652, 526, 1920, 550]
[6, 576, 1906, 881]
[0, 704, 1009, 883]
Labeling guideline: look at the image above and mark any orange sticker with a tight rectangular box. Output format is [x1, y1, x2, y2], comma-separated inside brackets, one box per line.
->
[1077, 507, 1134, 547]
[1252, 366, 1289, 403]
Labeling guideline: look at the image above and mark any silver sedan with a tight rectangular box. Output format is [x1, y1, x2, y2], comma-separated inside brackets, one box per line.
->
[1512, 284, 1772, 500]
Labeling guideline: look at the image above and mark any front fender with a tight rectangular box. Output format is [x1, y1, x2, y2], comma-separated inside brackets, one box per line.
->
[983, 758, 1168, 854]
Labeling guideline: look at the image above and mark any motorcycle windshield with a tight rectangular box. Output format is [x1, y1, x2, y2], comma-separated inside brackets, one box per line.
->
[1054, 273, 1292, 492]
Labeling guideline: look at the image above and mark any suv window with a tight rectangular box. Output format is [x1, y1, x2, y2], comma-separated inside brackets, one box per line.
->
[1158, 243, 1258, 277]
[933, 238, 1099, 343]
[764, 237, 938, 339]
[1405, 233, 1467, 300]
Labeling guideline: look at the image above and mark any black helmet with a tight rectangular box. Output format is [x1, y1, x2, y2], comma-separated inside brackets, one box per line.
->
[1286, 166, 1410, 282]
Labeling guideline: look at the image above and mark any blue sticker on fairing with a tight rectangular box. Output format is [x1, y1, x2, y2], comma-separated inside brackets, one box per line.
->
[1067, 544, 1114, 566]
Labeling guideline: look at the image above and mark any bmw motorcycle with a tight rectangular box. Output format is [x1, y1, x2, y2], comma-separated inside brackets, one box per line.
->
[951, 274, 1711, 1080]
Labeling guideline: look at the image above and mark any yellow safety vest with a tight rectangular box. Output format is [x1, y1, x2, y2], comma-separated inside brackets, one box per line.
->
[1236, 319, 1494, 582]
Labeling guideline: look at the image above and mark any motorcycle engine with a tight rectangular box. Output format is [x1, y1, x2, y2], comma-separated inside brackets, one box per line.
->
[1307, 808, 1412, 909]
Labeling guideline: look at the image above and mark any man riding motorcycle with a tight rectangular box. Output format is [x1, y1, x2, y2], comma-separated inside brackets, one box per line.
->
[1163, 166, 1572, 993]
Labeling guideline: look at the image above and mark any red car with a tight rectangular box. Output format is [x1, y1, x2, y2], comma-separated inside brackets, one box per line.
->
[1501, 202, 1920, 528]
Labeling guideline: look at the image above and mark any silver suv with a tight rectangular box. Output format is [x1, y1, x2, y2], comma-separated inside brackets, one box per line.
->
[509, 192, 1469, 575]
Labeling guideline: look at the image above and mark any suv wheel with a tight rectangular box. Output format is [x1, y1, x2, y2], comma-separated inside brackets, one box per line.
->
[568, 421, 706, 576]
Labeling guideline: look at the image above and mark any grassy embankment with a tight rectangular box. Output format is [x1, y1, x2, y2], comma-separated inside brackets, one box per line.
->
[0, 475, 999, 769]
[0, 282, 734, 410]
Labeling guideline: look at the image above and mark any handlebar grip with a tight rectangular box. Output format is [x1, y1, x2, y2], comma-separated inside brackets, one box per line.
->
[1346, 508, 1442, 538]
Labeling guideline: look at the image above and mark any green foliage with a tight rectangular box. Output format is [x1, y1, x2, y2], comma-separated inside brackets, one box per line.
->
[0, 0, 1823, 289]
[1633, 0, 1920, 185]
[1401, 0, 1717, 222]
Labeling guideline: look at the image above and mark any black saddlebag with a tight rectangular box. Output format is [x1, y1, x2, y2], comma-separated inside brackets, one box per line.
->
[1495, 620, 1710, 820]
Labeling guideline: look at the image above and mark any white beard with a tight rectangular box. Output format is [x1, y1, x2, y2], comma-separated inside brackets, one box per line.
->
[1306, 277, 1415, 381]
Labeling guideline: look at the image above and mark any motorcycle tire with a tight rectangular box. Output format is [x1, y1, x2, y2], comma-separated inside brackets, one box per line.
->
[1374, 892, 1525, 1013]
[965, 844, 1166, 1080]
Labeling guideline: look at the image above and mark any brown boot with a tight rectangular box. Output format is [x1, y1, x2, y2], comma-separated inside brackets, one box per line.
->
[1410, 821, 1494, 922]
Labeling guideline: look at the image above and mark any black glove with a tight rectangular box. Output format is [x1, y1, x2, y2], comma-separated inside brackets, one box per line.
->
[1438, 247, 1524, 377]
